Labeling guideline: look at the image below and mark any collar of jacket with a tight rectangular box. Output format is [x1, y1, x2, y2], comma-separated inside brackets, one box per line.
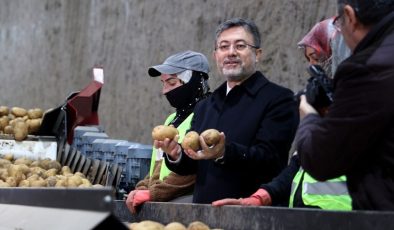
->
[354, 11, 394, 54]
[214, 71, 269, 98]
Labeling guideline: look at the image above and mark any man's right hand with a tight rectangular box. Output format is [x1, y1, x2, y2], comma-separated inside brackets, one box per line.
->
[154, 135, 182, 161]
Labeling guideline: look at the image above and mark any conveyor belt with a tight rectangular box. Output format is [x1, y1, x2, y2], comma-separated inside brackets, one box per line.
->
[113, 200, 394, 230]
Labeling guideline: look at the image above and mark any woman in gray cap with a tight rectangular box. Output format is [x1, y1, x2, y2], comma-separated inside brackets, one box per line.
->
[126, 50, 210, 213]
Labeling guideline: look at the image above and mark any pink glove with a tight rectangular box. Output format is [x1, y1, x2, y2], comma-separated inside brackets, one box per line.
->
[212, 189, 272, 207]
[125, 190, 151, 214]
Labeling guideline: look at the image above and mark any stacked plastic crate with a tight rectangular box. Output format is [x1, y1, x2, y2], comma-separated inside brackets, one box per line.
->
[126, 144, 152, 190]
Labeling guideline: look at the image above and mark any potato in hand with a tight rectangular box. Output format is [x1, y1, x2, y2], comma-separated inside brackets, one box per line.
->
[201, 129, 221, 147]
[181, 131, 200, 151]
[152, 125, 178, 141]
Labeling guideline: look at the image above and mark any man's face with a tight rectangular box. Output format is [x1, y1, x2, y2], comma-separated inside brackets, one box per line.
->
[160, 74, 183, 95]
[214, 26, 262, 82]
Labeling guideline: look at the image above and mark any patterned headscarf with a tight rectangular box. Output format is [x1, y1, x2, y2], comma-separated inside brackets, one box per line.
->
[298, 17, 341, 77]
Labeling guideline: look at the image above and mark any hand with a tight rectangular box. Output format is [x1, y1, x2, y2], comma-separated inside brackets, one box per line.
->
[212, 189, 272, 207]
[154, 135, 182, 161]
[184, 132, 226, 160]
[299, 95, 318, 119]
[125, 190, 151, 214]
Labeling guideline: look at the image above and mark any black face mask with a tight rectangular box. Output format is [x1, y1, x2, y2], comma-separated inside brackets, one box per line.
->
[165, 73, 202, 110]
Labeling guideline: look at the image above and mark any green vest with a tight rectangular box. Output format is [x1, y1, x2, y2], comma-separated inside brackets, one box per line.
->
[149, 112, 193, 180]
[289, 168, 352, 210]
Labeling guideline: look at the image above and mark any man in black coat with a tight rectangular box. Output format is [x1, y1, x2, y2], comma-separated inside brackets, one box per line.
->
[155, 18, 299, 204]
[297, 0, 394, 210]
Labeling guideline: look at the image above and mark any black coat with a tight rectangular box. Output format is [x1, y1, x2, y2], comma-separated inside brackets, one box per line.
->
[297, 12, 394, 210]
[165, 71, 299, 203]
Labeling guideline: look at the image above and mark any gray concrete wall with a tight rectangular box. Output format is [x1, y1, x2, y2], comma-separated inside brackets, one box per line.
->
[0, 0, 336, 144]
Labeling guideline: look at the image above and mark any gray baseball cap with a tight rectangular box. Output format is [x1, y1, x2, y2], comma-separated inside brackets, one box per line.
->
[148, 50, 209, 77]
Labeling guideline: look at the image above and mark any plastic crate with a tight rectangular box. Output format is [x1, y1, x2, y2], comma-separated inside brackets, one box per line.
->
[91, 138, 108, 160]
[100, 139, 128, 163]
[126, 144, 152, 189]
[72, 126, 102, 149]
[79, 132, 109, 156]
[114, 142, 139, 172]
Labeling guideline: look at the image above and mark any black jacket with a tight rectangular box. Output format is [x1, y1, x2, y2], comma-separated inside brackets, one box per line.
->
[165, 71, 299, 203]
[297, 12, 394, 210]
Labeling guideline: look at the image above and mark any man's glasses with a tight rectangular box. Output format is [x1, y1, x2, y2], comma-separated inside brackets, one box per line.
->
[215, 41, 259, 52]
[333, 15, 342, 32]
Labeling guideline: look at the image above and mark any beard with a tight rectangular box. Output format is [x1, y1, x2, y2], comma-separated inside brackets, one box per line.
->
[220, 56, 256, 82]
[222, 67, 245, 81]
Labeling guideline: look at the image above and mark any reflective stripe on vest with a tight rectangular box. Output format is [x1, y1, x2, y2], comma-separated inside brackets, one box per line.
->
[289, 168, 352, 210]
[149, 112, 194, 180]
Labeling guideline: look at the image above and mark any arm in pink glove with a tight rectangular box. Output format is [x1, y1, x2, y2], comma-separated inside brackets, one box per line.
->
[212, 189, 272, 207]
[125, 190, 151, 214]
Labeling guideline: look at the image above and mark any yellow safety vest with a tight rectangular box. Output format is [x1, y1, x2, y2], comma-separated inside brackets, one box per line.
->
[149, 112, 193, 180]
[289, 168, 352, 211]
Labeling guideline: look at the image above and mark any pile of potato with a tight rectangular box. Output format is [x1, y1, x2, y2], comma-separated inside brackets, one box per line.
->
[128, 220, 222, 230]
[0, 106, 45, 141]
[0, 154, 102, 188]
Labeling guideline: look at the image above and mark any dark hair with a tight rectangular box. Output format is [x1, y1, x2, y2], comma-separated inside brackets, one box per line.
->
[214, 18, 261, 48]
[337, 0, 394, 26]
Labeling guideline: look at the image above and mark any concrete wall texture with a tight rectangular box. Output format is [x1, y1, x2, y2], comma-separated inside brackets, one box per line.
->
[0, 0, 336, 144]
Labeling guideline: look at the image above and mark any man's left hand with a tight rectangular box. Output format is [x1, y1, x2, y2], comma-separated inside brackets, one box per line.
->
[185, 132, 226, 160]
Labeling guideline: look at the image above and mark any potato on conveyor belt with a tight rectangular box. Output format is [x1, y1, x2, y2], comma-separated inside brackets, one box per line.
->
[27, 108, 44, 119]
[0, 155, 100, 188]
[11, 107, 27, 117]
[0, 106, 9, 116]
[13, 121, 28, 141]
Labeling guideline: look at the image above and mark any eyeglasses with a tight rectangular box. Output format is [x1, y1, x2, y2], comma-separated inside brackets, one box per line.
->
[333, 15, 342, 32]
[215, 41, 259, 52]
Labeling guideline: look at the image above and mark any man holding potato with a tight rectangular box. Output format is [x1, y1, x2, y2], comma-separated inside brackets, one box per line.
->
[126, 50, 211, 213]
[157, 18, 299, 204]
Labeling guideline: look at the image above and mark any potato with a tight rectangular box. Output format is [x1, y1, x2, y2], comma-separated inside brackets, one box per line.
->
[46, 176, 57, 187]
[55, 179, 68, 187]
[181, 131, 200, 151]
[187, 221, 210, 230]
[164, 222, 187, 230]
[18, 179, 30, 187]
[0, 168, 9, 180]
[152, 125, 179, 141]
[45, 168, 58, 178]
[0, 159, 11, 168]
[4, 125, 13, 134]
[0, 106, 9, 116]
[47, 160, 61, 171]
[5, 177, 17, 187]
[27, 118, 42, 134]
[61, 166, 72, 175]
[0, 116, 9, 131]
[78, 183, 92, 188]
[27, 108, 44, 119]
[14, 157, 32, 166]
[92, 184, 104, 188]
[81, 178, 92, 186]
[3, 154, 13, 162]
[13, 121, 28, 141]
[30, 178, 46, 187]
[68, 175, 83, 187]
[133, 220, 164, 230]
[200, 129, 221, 146]
[11, 107, 27, 117]
[0, 180, 10, 187]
